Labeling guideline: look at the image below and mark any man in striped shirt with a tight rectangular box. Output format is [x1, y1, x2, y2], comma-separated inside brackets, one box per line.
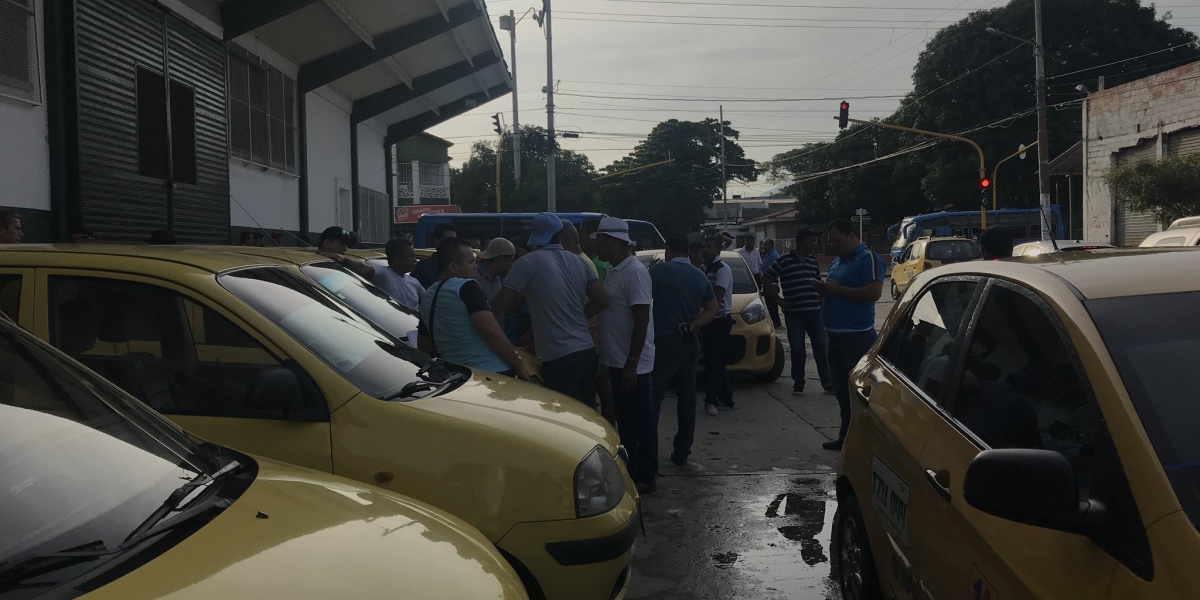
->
[763, 228, 832, 396]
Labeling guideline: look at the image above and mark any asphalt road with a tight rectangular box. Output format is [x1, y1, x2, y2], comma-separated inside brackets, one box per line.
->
[628, 294, 896, 600]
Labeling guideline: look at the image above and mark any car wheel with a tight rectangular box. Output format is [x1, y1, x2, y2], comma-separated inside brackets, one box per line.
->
[836, 490, 882, 600]
[754, 339, 786, 383]
[890, 280, 900, 301]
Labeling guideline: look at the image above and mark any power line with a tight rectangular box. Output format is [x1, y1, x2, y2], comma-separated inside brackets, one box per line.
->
[575, 0, 1002, 10]
[558, 79, 910, 91]
[1045, 42, 1200, 81]
[555, 91, 907, 102]
[554, 16, 957, 29]
[554, 10, 961, 24]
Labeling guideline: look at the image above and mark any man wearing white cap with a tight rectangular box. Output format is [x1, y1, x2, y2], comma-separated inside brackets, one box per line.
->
[492, 212, 610, 405]
[592, 216, 657, 493]
[475, 237, 519, 341]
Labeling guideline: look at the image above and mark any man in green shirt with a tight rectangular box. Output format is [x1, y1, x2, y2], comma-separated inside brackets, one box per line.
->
[581, 219, 611, 284]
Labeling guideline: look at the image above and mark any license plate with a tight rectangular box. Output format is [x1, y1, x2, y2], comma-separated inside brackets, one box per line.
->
[871, 455, 910, 546]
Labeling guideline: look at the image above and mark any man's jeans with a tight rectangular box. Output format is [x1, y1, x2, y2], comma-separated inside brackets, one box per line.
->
[610, 368, 656, 485]
[652, 334, 700, 473]
[784, 310, 831, 391]
[828, 331, 877, 441]
[543, 347, 598, 407]
[701, 316, 734, 406]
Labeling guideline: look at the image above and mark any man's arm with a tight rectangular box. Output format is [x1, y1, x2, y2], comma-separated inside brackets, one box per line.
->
[318, 251, 375, 280]
[621, 304, 650, 391]
[760, 272, 790, 310]
[712, 285, 727, 308]
[583, 280, 610, 318]
[690, 298, 719, 330]
[469, 312, 531, 380]
[491, 287, 522, 315]
[492, 257, 530, 315]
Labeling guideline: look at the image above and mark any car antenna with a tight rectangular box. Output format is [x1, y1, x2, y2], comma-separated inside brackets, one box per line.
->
[1039, 209, 1060, 252]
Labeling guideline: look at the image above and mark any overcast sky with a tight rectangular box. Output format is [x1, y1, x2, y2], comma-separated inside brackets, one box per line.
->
[429, 0, 1197, 198]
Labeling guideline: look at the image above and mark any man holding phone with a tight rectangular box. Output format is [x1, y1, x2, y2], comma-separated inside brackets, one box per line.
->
[650, 233, 719, 473]
[763, 228, 832, 396]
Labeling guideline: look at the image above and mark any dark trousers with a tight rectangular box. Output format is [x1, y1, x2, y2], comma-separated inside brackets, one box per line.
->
[760, 277, 782, 328]
[652, 334, 700, 472]
[828, 331, 877, 441]
[784, 310, 831, 391]
[702, 316, 734, 406]
[610, 368, 656, 485]
[543, 348, 598, 407]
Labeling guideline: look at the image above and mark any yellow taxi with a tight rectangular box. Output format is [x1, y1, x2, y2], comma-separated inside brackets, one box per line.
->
[635, 250, 783, 381]
[835, 248, 1200, 599]
[0, 314, 526, 599]
[888, 236, 981, 300]
[0, 245, 638, 600]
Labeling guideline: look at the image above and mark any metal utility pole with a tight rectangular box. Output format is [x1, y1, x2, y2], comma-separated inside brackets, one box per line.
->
[1033, 0, 1052, 242]
[542, 0, 556, 211]
[499, 11, 521, 186]
[720, 105, 727, 230]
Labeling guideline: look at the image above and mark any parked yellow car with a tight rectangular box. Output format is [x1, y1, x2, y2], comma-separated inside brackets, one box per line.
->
[888, 236, 981, 300]
[0, 314, 526, 599]
[835, 248, 1200, 599]
[636, 250, 784, 382]
[0, 245, 637, 600]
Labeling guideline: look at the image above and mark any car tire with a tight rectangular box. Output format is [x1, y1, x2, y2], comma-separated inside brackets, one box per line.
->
[836, 490, 882, 600]
[754, 339, 786, 383]
[890, 280, 900, 301]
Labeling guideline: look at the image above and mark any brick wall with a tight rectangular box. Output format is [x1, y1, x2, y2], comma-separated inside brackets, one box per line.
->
[1083, 61, 1200, 244]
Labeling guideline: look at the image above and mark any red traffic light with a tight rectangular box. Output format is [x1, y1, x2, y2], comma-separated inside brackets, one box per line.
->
[838, 101, 850, 129]
[980, 178, 991, 189]
[840, 101, 849, 110]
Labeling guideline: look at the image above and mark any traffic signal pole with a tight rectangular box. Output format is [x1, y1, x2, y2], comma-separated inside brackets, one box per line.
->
[1033, 0, 1052, 242]
[841, 114, 990, 227]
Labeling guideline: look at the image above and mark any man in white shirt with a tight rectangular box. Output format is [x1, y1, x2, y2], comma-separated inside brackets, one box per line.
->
[322, 237, 425, 311]
[593, 216, 657, 494]
[701, 235, 735, 416]
[736, 234, 762, 275]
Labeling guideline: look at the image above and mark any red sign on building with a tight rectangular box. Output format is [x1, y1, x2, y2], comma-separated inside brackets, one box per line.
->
[394, 205, 460, 224]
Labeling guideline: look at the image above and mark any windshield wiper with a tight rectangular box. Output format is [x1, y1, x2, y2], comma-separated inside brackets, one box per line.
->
[384, 371, 466, 401]
[122, 459, 242, 544]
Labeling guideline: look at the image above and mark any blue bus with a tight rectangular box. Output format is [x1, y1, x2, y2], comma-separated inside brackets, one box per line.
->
[887, 206, 1066, 262]
[414, 212, 666, 250]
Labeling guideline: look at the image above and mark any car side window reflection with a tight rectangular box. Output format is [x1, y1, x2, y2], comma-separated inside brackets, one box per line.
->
[882, 281, 977, 402]
[952, 284, 1103, 497]
[48, 276, 320, 421]
[0, 275, 21, 322]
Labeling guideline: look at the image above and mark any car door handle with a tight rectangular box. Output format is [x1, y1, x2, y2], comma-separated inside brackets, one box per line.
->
[925, 469, 951, 502]
[855, 386, 871, 405]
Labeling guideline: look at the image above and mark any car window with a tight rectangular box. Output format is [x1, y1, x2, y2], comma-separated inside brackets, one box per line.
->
[899, 245, 913, 263]
[1088, 291, 1200, 527]
[1153, 236, 1186, 247]
[926, 240, 981, 262]
[912, 243, 923, 260]
[0, 274, 20, 321]
[881, 280, 978, 402]
[300, 262, 422, 345]
[48, 276, 322, 421]
[726, 256, 758, 295]
[951, 283, 1104, 497]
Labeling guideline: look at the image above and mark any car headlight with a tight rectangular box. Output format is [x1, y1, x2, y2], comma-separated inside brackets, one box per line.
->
[740, 298, 766, 324]
[574, 445, 625, 518]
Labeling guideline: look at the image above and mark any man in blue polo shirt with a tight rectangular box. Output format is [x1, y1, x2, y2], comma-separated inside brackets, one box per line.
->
[812, 219, 885, 451]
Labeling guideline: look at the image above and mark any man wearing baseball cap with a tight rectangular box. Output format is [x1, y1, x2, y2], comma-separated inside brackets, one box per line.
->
[492, 213, 610, 405]
[317, 226, 353, 254]
[475, 237, 519, 340]
[762, 228, 832, 396]
[592, 217, 657, 493]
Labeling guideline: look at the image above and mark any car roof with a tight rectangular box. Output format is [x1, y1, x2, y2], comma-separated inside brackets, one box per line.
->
[935, 248, 1200, 299]
[1141, 229, 1200, 245]
[0, 244, 296, 273]
[636, 249, 745, 261]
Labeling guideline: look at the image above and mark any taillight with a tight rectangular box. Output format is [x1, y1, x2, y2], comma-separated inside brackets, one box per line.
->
[923, 262, 932, 270]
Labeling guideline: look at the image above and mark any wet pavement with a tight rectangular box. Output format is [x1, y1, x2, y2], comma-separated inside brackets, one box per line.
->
[628, 294, 895, 600]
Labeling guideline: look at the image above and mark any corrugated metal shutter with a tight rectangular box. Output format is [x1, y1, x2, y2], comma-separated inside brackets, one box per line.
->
[1167, 128, 1200, 158]
[166, 14, 228, 244]
[1113, 140, 1162, 247]
[76, 0, 169, 242]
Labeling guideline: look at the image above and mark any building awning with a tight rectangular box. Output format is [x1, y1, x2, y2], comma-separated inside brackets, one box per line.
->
[216, 0, 511, 143]
[1046, 142, 1082, 176]
[741, 207, 798, 226]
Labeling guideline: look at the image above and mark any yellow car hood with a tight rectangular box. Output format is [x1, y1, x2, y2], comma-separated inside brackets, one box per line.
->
[411, 372, 620, 455]
[84, 458, 526, 600]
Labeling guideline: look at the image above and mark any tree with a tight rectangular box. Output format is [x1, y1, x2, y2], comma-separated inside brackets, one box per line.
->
[450, 125, 599, 213]
[597, 119, 758, 233]
[768, 0, 1198, 231]
[1104, 154, 1200, 223]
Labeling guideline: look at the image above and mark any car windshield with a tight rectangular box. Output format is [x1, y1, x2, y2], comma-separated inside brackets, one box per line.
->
[1087, 292, 1200, 528]
[0, 320, 217, 585]
[727, 256, 758, 295]
[219, 267, 442, 399]
[299, 262, 423, 348]
[926, 240, 981, 262]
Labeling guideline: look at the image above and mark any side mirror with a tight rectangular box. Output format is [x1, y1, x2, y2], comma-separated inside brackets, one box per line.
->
[963, 449, 1103, 535]
[248, 367, 302, 412]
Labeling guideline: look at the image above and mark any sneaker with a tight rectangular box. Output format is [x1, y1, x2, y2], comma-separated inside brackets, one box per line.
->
[670, 452, 688, 467]
[822, 439, 844, 451]
[705, 403, 719, 416]
[636, 481, 657, 495]
[822, 386, 835, 395]
[792, 387, 804, 396]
